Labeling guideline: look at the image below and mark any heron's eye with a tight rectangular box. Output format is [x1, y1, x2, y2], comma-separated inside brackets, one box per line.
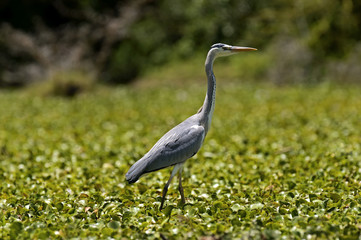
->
[222, 46, 231, 50]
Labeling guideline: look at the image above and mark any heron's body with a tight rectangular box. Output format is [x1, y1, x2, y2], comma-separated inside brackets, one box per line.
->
[126, 43, 256, 210]
[126, 115, 205, 183]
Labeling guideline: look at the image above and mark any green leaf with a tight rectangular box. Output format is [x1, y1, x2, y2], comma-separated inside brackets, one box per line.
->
[55, 202, 64, 211]
[231, 203, 242, 212]
[291, 208, 298, 217]
[287, 181, 296, 190]
[2, 84, 361, 239]
[10, 222, 23, 232]
[250, 203, 264, 210]
[329, 193, 341, 202]
[163, 206, 174, 218]
[107, 221, 120, 229]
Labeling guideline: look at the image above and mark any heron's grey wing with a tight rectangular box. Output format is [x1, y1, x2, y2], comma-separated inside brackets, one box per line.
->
[145, 124, 205, 172]
[126, 123, 205, 183]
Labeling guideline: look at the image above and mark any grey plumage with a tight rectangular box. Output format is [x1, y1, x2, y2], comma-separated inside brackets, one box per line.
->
[125, 43, 257, 210]
[126, 115, 205, 183]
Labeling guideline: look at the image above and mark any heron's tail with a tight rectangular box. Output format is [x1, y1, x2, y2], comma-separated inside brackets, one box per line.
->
[125, 157, 148, 183]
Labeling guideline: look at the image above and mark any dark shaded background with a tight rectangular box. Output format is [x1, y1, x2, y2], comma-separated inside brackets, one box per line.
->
[1, 0, 360, 88]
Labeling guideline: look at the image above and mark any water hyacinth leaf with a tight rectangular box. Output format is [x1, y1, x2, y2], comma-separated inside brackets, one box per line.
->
[329, 193, 341, 202]
[291, 208, 298, 217]
[250, 203, 264, 210]
[327, 207, 336, 213]
[163, 206, 175, 218]
[239, 210, 247, 218]
[55, 202, 64, 211]
[287, 181, 296, 190]
[137, 184, 148, 194]
[1, 84, 361, 239]
[10, 222, 23, 232]
[309, 194, 318, 202]
[231, 203, 242, 212]
[107, 221, 120, 229]
[279, 208, 288, 215]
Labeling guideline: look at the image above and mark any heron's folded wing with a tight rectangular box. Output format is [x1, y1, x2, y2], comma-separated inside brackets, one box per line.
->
[143, 125, 205, 173]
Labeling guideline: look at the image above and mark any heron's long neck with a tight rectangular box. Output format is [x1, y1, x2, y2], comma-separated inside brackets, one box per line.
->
[199, 52, 216, 133]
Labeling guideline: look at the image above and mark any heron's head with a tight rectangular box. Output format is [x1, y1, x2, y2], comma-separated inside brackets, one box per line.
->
[210, 43, 257, 58]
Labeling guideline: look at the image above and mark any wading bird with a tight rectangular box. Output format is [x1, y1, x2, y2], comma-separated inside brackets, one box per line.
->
[126, 43, 257, 210]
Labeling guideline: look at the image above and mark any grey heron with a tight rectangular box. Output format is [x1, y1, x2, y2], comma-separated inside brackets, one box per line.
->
[126, 43, 257, 210]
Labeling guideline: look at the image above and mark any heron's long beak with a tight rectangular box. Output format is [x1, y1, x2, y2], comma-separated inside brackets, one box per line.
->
[231, 46, 257, 52]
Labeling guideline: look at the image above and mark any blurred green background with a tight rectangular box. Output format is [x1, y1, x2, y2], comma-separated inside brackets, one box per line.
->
[1, 0, 360, 91]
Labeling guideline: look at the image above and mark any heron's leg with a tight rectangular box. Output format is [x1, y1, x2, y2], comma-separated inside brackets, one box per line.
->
[160, 163, 183, 211]
[178, 166, 185, 204]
